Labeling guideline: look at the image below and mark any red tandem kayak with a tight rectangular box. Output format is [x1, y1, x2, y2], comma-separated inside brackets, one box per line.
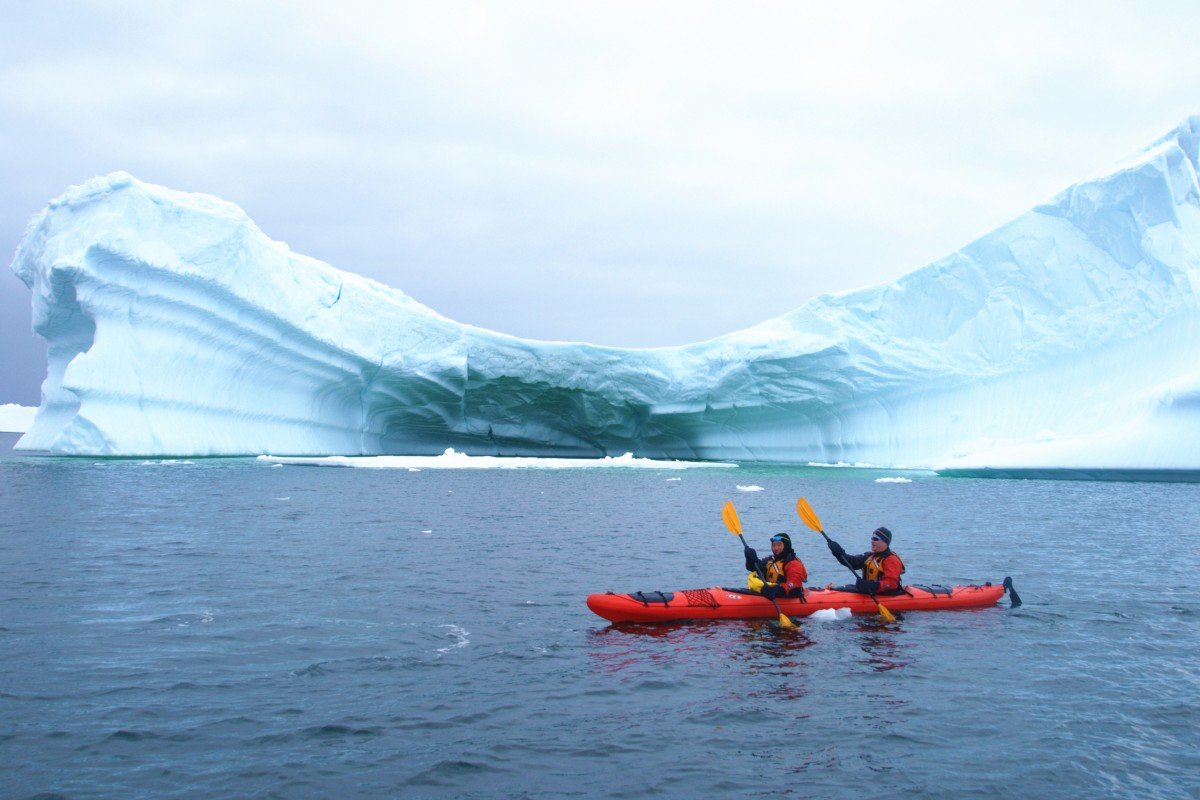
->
[587, 578, 1018, 624]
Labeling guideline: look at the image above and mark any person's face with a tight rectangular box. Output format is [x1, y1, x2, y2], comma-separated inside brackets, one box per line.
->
[771, 540, 785, 556]
[870, 534, 888, 553]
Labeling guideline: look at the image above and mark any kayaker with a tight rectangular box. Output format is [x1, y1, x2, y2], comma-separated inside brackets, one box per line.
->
[824, 526, 905, 595]
[743, 533, 807, 599]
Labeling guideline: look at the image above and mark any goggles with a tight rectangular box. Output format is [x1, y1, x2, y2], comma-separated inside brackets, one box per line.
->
[871, 535, 886, 542]
[770, 535, 788, 543]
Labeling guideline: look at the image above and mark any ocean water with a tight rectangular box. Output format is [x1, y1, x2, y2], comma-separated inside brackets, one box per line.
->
[1, 448, 1198, 800]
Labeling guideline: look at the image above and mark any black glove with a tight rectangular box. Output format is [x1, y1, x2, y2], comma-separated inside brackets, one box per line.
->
[743, 546, 758, 571]
[857, 578, 880, 594]
[827, 540, 846, 561]
[760, 585, 780, 600]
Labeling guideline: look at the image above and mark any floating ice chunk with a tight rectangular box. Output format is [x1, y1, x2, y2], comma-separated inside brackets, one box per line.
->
[808, 607, 853, 621]
[808, 461, 877, 469]
[666, 477, 682, 482]
[736, 484, 765, 492]
[874, 477, 913, 484]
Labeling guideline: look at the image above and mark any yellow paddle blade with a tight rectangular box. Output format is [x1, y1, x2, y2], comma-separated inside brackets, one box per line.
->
[778, 613, 797, 629]
[795, 497, 823, 533]
[720, 500, 741, 535]
[876, 602, 896, 623]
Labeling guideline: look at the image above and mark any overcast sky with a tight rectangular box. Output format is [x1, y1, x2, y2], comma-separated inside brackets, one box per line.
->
[2, 1, 1198, 405]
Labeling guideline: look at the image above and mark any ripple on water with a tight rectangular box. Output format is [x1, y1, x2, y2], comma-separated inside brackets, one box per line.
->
[401, 755, 515, 788]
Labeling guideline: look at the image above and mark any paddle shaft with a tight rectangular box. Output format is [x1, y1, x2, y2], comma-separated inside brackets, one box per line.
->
[816, 526, 895, 621]
[819, 529, 866, 583]
[737, 533, 791, 620]
[796, 496, 894, 622]
[722, 499, 795, 628]
[737, 533, 769, 583]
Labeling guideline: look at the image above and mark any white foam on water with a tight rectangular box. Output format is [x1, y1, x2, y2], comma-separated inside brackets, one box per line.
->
[436, 624, 470, 655]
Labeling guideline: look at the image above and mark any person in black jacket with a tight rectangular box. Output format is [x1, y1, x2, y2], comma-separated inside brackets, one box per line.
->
[743, 532, 808, 599]
[824, 526, 905, 594]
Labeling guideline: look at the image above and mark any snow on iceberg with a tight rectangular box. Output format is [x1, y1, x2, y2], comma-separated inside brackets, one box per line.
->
[10, 119, 1200, 470]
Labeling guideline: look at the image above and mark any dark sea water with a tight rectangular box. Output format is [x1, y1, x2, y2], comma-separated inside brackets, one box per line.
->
[2, 445, 1198, 799]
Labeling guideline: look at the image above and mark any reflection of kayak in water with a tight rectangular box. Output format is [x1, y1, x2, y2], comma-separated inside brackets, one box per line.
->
[586, 579, 1018, 624]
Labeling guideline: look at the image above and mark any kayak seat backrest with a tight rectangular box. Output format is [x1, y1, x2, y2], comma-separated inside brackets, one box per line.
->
[629, 591, 674, 606]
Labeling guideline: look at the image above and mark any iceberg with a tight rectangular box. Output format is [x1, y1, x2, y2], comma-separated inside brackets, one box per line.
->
[9, 118, 1200, 471]
[0, 403, 37, 433]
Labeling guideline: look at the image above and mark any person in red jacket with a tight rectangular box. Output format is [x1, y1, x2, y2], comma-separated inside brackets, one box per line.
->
[743, 533, 808, 600]
[824, 526, 905, 595]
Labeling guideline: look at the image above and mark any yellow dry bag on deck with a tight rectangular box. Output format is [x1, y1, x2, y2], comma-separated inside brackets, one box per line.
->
[747, 572, 773, 592]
